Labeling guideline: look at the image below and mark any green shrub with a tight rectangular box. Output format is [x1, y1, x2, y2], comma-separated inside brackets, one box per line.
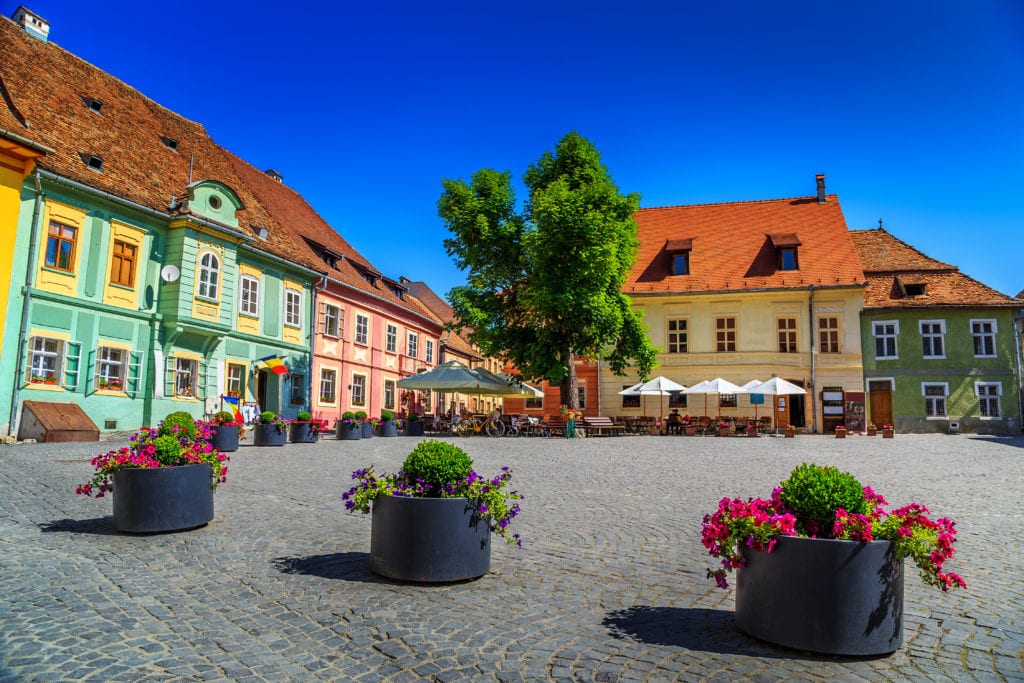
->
[408, 413, 421, 422]
[354, 410, 367, 419]
[381, 410, 394, 421]
[213, 411, 235, 425]
[297, 411, 312, 422]
[780, 463, 869, 537]
[160, 411, 196, 440]
[401, 440, 473, 493]
[152, 434, 182, 466]
[259, 411, 277, 424]
[342, 411, 356, 420]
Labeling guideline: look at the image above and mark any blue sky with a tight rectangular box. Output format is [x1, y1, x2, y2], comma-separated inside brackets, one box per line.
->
[15, 1, 1024, 299]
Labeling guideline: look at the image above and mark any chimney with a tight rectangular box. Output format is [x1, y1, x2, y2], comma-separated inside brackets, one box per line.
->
[815, 174, 826, 203]
[13, 6, 50, 42]
[263, 169, 282, 183]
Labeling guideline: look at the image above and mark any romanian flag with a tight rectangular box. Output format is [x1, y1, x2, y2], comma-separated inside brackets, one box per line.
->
[222, 395, 243, 422]
[258, 354, 289, 376]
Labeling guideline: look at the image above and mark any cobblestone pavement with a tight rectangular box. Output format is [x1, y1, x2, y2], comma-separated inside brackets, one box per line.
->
[1, 431, 1022, 682]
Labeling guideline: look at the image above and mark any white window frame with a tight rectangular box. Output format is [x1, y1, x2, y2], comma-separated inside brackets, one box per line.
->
[289, 374, 305, 405]
[323, 304, 341, 338]
[226, 363, 245, 397]
[919, 320, 946, 359]
[239, 275, 260, 316]
[95, 346, 125, 390]
[407, 332, 418, 358]
[425, 339, 434, 364]
[284, 288, 302, 328]
[385, 324, 398, 353]
[174, 357, 198, 398]
[975, 382, 1002, 418]
[28, 336, 65, 385]
[384, 379, 396, 410]
[319, 368, 337, 404]
[578, 386, 586, 410]
[355, 314, 369, 345]
[197, 252, 220, 300]
[970, 319, 997, 358]
[921, 382, 949, 418]
[873, 320, 899, 360]
[351, 373, 367, 406]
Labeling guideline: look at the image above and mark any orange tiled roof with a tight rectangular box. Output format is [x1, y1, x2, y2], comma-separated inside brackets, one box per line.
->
[850, 228, 1021, 309]
[627, 194, 865, 293]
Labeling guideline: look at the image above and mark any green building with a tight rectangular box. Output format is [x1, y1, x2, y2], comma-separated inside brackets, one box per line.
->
[852, 228, 1022, 435]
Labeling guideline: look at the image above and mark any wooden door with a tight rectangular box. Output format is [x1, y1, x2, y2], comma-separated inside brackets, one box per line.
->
[774, 395, 790, 430]
[868, 381, 892, 426]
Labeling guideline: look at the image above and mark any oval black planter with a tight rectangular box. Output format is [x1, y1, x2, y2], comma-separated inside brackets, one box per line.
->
[289, 423, 320, 443]
[404, 421, 424, 437]
[736, 536, 904, 656]
[253, 423, 287, 446]
[378, 421, 398, 437]
[209, 424, 239, 452]
[112, 463, 214, 533]
[360, 422, 374, 439]
[337, 424, 361, 441]
[370, 495, 491, 582]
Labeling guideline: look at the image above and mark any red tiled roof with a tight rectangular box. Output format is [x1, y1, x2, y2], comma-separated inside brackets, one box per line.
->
[628, 195, 865, 293]
[849, 228, 953, 273]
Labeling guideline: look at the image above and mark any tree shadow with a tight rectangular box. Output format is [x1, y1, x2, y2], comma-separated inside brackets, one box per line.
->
[271, 552, 384, 583]
[38, 517, 118, 536]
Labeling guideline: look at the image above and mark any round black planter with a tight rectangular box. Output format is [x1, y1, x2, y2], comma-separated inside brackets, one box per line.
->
[404, 421, 424, 437]
[209, 424, 239, 452]
[736, 536, 904, 655]
[253, 423, 287, 446]
[360, 421, 374, 439]
[378, 421, 398, 437]
[337, 423, 361, 440]
[289, 423, 320, 443]
[370, 495, 491, 582]
[112, 463, 214, 533]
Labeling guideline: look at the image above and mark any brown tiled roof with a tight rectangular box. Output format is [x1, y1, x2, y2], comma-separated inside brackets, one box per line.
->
[628, 195, 865, 293]
[850, 228, 1022, 309]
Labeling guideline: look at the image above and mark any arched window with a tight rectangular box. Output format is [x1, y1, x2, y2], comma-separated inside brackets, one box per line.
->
[198, 252, 220, 299]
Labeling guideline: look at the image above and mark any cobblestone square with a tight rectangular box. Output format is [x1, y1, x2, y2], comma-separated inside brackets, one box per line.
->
[1, 433, 1022, 681]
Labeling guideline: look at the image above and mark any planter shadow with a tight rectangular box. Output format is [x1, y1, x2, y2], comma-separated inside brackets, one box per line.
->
[38, 516, 119, 536]
[271, 552, 386, 584]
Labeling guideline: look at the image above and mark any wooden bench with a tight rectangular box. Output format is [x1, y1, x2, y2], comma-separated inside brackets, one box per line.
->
[545, 416, 567, 437]
[582, 416, 626, 436]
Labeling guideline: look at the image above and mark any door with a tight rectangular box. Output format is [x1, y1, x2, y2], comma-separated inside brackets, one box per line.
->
[257, 370, 268, 415]
[775, 395, 790, 430]
[868, 381, 892, 426]
[788, 380, 806, 427]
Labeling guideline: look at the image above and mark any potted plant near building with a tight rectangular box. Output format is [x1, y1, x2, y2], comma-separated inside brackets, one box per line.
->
[867, 422, 878, 437]
[337, 412, 361, 441]
[343, 440, 522, 582]
[882, 423, 895, 438]
[289, 411, 327, 443]
[207, 411, 242, 452]
[404, 412, 425, 437]
[700, 462, 965, 655]
[253, 411, 288, 447]
[718, 421, 731, 437]
[355, 410, 373, 439]
[378, 410, 398, 437]
[835, 424, 847, 439]
[76, 411, 229, 533]
[784, 424, 796, 438]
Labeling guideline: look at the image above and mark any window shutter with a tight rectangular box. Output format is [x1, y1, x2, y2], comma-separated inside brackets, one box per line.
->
[199, 358, 209, 401]
[165, 355, 176, 397]
[64, 341, 82, 391]
[127, 350, 145, 398]
[318, 301, 326, 334]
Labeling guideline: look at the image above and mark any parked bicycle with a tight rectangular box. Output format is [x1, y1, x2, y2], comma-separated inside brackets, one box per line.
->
[453, 412, 506, 437]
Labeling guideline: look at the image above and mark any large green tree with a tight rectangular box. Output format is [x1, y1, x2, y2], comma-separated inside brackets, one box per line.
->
[438, 132, 657, 408]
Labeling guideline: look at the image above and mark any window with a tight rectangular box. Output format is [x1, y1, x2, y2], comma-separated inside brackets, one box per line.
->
[323, 304, 341, 337]
[407, 332, 418, 358]
[45, 221, 77, 272]
[578, 387, 587, 410]
[668, 391, 687, 408]
[109, 240, 136, 287]
[355, 314, 369, 345]
[174, 357, 198, 398]
[976, 383, 1001, 417]
[719, 394, 738, 408]
[873, 321, 898, 359]
[95, 347, 124, 390]
[818, 317, 839, 353]
[672, 253, 689, 275]
[284, 288, 302, 327]
[28, 336, 64, 384]
[319, 369, 337, 403]
[289, 374, 305, 405]
[922, 383, 948, 417]
[715, 317, 736, 352]
[425, 339, 434, 364]
[971, 319, 997, 357]
[777, 318, 797, 353]
[226, 363, 245, 397]
[920, 321, 945, 359]
[667, 319, 688, 354]
[351, 374, 366, 406]
[386, 324, 398, 353]
[779, 248, 799, 271]
[525, 397, 543, 409]
[622, 384, 640, 408]
[197, 253, 220, 299]
[384, 379, 396, 410]
[239, 276, 259, 316]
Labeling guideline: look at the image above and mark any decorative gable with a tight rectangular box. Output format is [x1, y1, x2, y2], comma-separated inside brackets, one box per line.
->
[183, 180, 243, 229]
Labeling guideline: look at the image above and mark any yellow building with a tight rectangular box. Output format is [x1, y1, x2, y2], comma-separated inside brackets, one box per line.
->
[605, 176, 867, 433]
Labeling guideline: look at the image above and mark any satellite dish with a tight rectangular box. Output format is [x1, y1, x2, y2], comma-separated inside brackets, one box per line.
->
[160, 265, 180, 283]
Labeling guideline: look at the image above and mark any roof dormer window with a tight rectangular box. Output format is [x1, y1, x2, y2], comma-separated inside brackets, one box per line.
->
[769, 233, 801, 271]
[79, 153, 103, 172]
[897, 275, 928, 298]
[159, 136, 179, 152]
[81, 96, 103, 114]
[665, 238, 692, 276]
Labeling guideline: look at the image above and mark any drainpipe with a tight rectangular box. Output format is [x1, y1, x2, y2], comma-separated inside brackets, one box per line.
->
[311, 275, 327, 416]
[1013, 310, 1024, 432]
[808, 285, 817, 434]
[9, 170, 44, 436]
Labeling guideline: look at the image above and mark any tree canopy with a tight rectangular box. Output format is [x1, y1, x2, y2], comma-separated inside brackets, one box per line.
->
[438, 132, 657, 407]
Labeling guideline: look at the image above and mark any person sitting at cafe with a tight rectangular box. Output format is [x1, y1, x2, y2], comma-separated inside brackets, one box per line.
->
[667, 408, 684, 434]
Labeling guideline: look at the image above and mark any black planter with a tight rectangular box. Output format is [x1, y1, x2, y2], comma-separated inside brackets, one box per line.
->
[378, 421, 398, 437]
[737, 536, 904, 655]
[337, 423, 361, 440]
[360, 421, 374, 439]
[209, 424, 239, 452]
[112, 463, 214, 533]
[289, 423, 320, 443]
[253, 423, 287, 446]
[370, 495, 491, 582]
[404, 421, 424, 436]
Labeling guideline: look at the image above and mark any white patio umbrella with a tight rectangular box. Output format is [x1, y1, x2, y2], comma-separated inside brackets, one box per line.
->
[634, 376, 687, 423]
[749, 377, 808, 431]
[476, 368, 545, 398]
[683, 377, 748, 420]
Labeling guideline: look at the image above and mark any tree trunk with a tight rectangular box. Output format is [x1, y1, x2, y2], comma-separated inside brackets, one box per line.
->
[559, 348, 579, 409]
